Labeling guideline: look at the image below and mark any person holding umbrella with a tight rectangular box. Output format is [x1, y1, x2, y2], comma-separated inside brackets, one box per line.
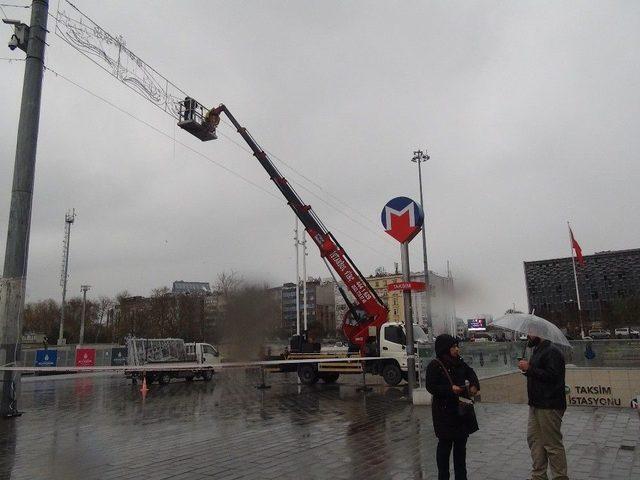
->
[494, 313, 570, 480]
[425, 334, 480, 480]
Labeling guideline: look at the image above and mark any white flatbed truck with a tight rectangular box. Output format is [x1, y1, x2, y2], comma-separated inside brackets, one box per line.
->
[125, 337, 221, 385]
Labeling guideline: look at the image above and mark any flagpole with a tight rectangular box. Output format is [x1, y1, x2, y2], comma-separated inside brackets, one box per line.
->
[567, 221, 584, 339]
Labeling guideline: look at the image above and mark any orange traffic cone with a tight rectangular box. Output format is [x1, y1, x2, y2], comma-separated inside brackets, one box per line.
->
[140, 375, 149, 398]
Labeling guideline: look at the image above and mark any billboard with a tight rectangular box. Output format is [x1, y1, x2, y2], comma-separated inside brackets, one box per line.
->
[467, 317, 487, 332]
[111, 347, 128, 366]
[35, 349, 57, 367]
[75, 348, 96, 367]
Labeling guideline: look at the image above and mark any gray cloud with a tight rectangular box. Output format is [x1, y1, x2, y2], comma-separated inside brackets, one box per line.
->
[1, 1, 638, 319]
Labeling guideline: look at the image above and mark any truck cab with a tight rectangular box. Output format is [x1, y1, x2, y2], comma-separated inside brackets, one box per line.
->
[373, 322, 428, 385]
[186, 342, 221, 365]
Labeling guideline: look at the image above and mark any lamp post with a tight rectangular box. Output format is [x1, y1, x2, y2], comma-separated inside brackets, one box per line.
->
[411, 149, 432, 333]
[79, 285, 91, 345]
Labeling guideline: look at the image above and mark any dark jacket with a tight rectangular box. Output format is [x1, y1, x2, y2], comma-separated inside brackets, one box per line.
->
[425, 355, 480, 439]
[525, 340, 566, 410]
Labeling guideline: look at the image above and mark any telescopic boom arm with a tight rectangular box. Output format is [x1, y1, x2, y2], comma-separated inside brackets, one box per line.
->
[207, 104, 388, 351]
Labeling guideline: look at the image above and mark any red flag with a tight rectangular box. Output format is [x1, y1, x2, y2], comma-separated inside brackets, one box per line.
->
[570, 228, 584, 266]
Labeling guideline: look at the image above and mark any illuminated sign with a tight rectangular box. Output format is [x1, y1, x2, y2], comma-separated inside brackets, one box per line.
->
[467, 318, 487, 331]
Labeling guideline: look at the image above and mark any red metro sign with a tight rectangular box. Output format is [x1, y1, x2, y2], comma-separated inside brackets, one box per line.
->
[387, 281, 426, 292]
[381, 196, 424, 243]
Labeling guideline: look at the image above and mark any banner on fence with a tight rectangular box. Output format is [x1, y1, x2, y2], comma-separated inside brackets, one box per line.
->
[75, 348, 96, 367]
[111, 347, 128, 366]
[35, 349, 58, 367]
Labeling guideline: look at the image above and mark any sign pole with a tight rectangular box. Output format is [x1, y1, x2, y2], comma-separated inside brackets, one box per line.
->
[401, 242, 416, 396]
[381, 195, 424, 403]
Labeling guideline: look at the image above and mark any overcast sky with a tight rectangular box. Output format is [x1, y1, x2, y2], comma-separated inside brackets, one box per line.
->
[1, 1, 639, 320]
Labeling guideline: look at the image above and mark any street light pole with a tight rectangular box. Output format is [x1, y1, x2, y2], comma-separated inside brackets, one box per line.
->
[79, 285, 91, 345]
[0, 0, 49, 418]
[411, 150, 432, 333]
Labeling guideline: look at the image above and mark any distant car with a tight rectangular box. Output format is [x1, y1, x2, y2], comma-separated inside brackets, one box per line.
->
[588, 329, 611, 340]
[630, 327, 640, 339]
[614, 327, 630, 339]
[518, 334, 528, 341]
[470, 333, 494, 342]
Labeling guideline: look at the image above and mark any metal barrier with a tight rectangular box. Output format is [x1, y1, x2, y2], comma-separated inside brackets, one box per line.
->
[566, 339, 640, 368]
[21, 344, 122, 369]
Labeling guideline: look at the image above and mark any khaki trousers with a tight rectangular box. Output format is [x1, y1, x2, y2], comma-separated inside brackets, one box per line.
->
[527, 407, 569, 480]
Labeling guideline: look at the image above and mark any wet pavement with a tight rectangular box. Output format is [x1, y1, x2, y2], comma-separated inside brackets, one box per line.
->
[0, 370, 639, 479]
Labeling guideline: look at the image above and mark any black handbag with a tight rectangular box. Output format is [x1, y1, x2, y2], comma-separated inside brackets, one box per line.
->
[435, 359, 475, 417]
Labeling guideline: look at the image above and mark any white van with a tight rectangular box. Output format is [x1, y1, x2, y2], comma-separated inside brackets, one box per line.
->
[614, 327, 630, 338]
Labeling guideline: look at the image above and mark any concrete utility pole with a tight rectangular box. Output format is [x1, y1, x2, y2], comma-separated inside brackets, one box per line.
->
[58, 209, 75, 345]
[411, 150, 432, 332]
[79, 285, 91, 345]
[0, 0, 49, 418]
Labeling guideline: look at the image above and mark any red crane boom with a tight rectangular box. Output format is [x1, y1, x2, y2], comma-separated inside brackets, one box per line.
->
[197, 104, 388, 352]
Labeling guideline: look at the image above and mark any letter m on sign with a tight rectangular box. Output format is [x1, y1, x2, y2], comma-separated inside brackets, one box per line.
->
[380, 196, 424, 243]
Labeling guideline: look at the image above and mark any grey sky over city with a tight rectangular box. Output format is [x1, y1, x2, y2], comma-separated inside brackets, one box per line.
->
[1, 1, 639, 320]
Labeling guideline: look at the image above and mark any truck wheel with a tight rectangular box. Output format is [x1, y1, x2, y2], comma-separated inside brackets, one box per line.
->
[320, 373, 340, 384]
[297, 364, 319, 385]
[202, 370, 214, 382]
[382, 363, 402, 386]
[184, 374, 194, 382]
[158, 372, 171, 385]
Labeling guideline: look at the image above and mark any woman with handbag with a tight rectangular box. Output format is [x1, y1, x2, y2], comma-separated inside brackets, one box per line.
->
[425, 334, 480, 480]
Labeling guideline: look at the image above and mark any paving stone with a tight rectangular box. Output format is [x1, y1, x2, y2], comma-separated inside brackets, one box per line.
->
[0, 372, 638, 479]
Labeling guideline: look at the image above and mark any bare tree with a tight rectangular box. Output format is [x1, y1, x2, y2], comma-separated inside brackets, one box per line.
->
[23, 299, 60, 340]
[214, 270, 243, 296]
[93, 296, 115, 343]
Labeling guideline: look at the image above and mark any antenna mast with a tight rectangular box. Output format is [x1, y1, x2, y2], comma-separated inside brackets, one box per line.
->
[58, 209, 75, 345]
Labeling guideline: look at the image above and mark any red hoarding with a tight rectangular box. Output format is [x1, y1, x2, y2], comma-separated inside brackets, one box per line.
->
[75, 348, 96, 367]
[387, 281, 426, 292]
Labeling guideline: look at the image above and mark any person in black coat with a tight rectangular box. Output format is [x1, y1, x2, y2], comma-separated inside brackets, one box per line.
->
[518, 336, 568, 480]
[425, 334, 480, 480]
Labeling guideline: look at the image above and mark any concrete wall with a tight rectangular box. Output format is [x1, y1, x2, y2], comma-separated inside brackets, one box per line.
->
[479, 367, 640, 409]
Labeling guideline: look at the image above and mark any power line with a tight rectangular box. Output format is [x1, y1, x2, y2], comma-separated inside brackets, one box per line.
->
[49, 0, 394, 257]
[42, 65, 280, 201]
[0, 3, 28, 20]
[217, 116, 385, 235]
[42, 65, 398, 263]
[215, 121, 391, 241]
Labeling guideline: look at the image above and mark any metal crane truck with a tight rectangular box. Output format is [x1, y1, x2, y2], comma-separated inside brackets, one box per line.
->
[178, 102, 424, 386]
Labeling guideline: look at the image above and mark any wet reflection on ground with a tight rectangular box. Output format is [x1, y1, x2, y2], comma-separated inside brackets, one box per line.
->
[1, 370, 637, 479]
